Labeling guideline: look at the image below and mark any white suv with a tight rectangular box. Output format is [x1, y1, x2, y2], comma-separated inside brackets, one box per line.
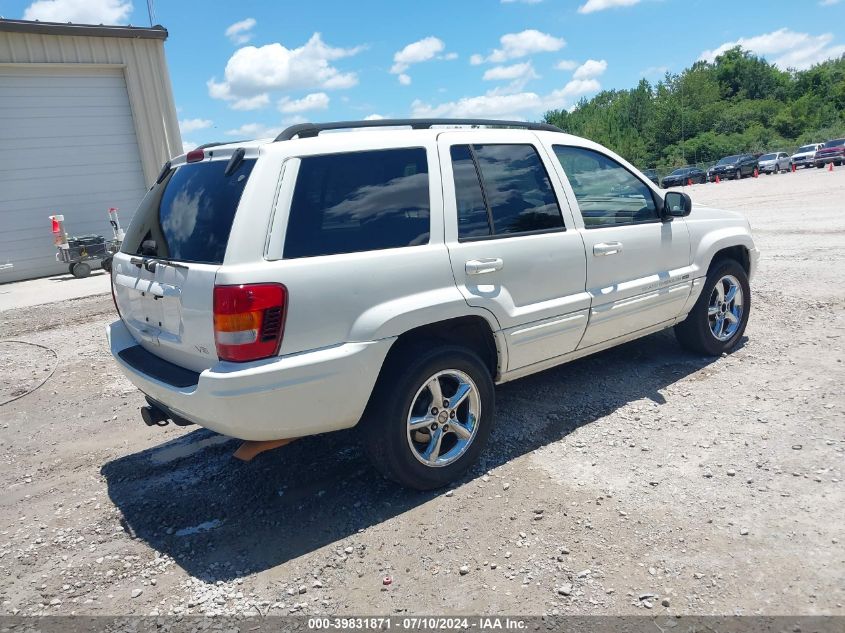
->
[108, 118, 759, 490]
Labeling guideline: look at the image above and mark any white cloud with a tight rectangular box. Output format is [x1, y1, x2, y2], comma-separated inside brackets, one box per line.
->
[391, 36, 445, 73]
[820, 0, 841, 6]
[364, 114, 386, 120]
[473, 29, 565, 64]
[411, 78, 601, 120]
[182, 140, 198, 153]
[231, 94, 270, 111]
[224, 123, 283, 139]
[208, 33, 364, 109]
[398, 73, 412, 86]
[178, 118, 212, 134]
[578, 0, 641, 14]
[23, 0, 132, 24]
[699, 28, 845, 70]
[573, 59, 607, 79]
[278, 92, 329, 113]
[225, 18, 256, 45]
[483, 62, 536, 81]
[640, 65, 668, 77]
[555, 60, 578, 71]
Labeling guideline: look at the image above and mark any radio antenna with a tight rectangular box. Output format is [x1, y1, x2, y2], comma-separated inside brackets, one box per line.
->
[146, 0, 156, 26]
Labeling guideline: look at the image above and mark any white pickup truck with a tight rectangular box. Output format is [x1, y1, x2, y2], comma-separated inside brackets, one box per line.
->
[107, 118, 759, 489]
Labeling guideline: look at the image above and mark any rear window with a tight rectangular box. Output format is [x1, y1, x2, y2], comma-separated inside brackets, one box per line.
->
[450, 143, 564, 240]
[283, 148, 430, 259]
[122, 158, 255, 264]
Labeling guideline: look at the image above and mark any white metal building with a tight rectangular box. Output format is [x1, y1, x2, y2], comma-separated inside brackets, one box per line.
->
[0, 19, 181, 282]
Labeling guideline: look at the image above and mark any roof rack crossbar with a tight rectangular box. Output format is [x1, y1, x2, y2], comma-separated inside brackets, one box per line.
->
[274, 118, 562, 142]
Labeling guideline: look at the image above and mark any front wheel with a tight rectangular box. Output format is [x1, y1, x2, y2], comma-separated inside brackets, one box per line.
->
[735, 169, 742, 180]
[674, 259, 750, 356]
[361, 344, 495, 490]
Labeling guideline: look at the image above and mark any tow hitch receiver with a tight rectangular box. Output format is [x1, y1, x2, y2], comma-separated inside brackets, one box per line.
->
[233, 438, 297, 461]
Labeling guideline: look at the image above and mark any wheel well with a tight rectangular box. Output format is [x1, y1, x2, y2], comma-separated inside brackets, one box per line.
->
[386, 316, 500, 378]
[708, 245, 750, 275]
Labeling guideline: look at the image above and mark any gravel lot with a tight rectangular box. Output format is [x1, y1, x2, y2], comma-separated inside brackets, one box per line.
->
[1, 167, 843, 616]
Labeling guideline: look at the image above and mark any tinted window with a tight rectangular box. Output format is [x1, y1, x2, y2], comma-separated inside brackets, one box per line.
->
[553, 145, 659, 228]
[450, 144, 563, 239]
[826, 139, 845, 147]
[284, 148, 430, 258]
[122, 158, 255, 264]
[450, 145, 491, 238]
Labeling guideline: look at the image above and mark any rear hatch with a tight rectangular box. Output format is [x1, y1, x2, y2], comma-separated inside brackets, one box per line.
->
[112, 147, 257, 372]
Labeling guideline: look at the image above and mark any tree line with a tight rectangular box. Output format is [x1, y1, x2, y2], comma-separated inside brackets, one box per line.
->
[544, 47, 845, 174]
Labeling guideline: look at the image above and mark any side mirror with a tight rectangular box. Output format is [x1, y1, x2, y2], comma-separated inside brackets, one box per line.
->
[662, 191, 692, 220]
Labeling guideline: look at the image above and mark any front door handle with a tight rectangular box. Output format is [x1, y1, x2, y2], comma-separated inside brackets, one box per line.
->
[593, 242, 623, 256]
[465, 258, 504, 275]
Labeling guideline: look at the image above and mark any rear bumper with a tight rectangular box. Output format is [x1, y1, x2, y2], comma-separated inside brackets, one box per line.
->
[108, 319, 394, 441]
[815, 154, 843, 165]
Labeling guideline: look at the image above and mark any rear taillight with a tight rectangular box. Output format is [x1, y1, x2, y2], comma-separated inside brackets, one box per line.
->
[186, 149, 204, 163]
[213, 284, 287, 362]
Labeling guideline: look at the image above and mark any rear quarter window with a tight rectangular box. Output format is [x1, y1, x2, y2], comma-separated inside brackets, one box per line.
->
[283, 148, 430, 259]
[122, 158, 255, 264]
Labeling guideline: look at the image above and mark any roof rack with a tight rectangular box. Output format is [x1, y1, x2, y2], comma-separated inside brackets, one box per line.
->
[274, 118, 562, 142]
[195, 140, 248, 150]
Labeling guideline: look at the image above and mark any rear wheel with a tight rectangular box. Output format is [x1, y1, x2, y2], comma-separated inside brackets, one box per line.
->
[735, 169, 742, 180]
[101, 256, 112, 273]
[674, 259, 750, 356]
[362, 343, 495, 490]
[70, 262, 91, 278]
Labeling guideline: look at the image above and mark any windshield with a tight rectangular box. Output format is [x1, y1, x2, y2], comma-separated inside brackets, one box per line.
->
[121, 158, 256, 264]
[760, 153, 777, 160]
[717, 155, 740, 165]
[670, 168, 688, 176]
[797, 145, 817, 153]
[824, 139, 845, 147]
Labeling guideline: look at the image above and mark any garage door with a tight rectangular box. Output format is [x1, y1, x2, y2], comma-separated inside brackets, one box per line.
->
[0, 66, 148, 283]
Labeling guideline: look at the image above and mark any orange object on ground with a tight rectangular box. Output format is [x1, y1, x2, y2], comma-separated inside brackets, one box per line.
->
[233, 438, 296, 461]
[687, 178, 692, 186]
[753, 168, 759, 178]
[715, 175, 720, 183]
[829, 162, 834, 172]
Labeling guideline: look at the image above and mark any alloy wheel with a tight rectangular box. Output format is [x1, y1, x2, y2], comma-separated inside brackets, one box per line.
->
[708, 274, 744, 341]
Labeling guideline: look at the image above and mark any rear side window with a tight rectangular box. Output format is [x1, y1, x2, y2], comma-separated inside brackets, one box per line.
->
[122, 158, 255, 264]
[553, 145, 658, 228]
[283, 148, 430, 259]
[450, 143, 563, 240]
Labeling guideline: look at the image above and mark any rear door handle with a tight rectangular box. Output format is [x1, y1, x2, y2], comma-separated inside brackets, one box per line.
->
[465, 258, 504, 275]
[593, 242, 623, 256]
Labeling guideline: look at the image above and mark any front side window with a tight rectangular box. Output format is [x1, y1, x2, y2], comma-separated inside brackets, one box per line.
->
[450, 143, 564, 240]
[552, 145, 659, 228]
[284, 148, 430, 258]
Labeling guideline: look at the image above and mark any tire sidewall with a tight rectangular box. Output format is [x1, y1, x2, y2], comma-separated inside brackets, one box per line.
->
[691, 260, 751, 355]
[366, 345, 495, 490]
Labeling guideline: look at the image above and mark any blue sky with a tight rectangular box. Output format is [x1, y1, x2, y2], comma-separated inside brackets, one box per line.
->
[3, 0, 844, 149]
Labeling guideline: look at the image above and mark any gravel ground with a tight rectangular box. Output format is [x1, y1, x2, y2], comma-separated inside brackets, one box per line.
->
[0, 167, 843, 616]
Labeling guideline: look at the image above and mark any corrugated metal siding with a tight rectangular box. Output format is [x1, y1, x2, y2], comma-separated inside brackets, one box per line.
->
[0, 67, 148, 281]
[0, 31, 181, 184]
[0, 30, 181, 282]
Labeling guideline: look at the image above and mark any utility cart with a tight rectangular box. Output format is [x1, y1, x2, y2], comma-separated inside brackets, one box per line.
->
[49, 208, 125, 278]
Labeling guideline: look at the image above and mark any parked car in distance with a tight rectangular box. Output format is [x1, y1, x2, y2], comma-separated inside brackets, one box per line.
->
[642, 168, 660, 187]
[757, 152, 791, 174]
[107, 118, 759, 490]
[709, 154, 758, 180]
[662, 167, 706, 187]
[791, 143, 823, 169]
[814, 138, 845, 167]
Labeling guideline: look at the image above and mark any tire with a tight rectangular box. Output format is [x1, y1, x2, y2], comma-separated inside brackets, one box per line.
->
[101, 256, 112, 273]
[735, 169, 742, 180]
[361, 343, 495, 490]
[68, 264, 76, 275]
[674, 259, 750, 356]
[816, 163, 824, 169]
[71, 262, 91, 278]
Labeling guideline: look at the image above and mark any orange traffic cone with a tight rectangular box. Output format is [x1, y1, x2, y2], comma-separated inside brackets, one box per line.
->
[753, 168, 759, 178]
[791, 163, 796, 173]
[687, 178, 693, 186]
[715, 175, 720, 184]
[829, 162, 834, 172]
